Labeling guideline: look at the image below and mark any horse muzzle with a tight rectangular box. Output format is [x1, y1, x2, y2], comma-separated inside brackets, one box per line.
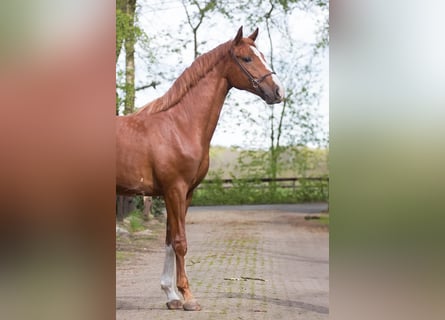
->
[262, 83, 285, 104]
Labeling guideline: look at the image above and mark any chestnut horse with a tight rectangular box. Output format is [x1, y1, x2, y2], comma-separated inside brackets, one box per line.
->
[116, 27, 284, 311]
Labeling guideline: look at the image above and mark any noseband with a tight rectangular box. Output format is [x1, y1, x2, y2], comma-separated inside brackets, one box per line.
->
[229, 48, 275, 92]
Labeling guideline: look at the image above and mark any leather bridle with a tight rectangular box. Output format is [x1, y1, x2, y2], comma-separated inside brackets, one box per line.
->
[229, 48, 275, 93]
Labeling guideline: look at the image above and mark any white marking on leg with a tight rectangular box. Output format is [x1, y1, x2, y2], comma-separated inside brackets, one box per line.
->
[160, 245, 181, 302]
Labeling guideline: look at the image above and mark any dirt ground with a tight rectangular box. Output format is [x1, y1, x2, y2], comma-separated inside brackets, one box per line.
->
[116, 204, 329, 320]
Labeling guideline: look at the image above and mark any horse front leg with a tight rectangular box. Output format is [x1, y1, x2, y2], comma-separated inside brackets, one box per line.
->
[176, 191, 201, 311]
[164, 186, 201, 311]
[160, 225, 182, 309]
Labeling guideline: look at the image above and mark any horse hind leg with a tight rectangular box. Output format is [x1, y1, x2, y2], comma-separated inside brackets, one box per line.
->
[160, 244, 183, 309]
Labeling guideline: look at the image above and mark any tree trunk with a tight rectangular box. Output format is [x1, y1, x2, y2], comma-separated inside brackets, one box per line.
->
[116, 195, 136, 222]
[117, 0, 137, 221]
[123, 0, 136, 115]
[142, 196, 153, 221]
[116, 0, 127, 63]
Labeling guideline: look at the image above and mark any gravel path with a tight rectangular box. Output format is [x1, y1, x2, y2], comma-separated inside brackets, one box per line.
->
[116, 204, 329, 319]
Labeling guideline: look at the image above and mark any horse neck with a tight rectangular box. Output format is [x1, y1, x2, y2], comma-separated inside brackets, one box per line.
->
[175, 62, 230, 147]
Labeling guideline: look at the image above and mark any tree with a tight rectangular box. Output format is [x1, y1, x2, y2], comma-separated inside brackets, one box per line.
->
[181, 0, 217, 58]
[116, 0, 141, 220]
[123, 0, 137, 115]
[116, 0, 138, 115]
[117, 0, 158, 115]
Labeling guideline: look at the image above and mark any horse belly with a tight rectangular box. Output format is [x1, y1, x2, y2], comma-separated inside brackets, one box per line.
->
[116, 173, 157, 196]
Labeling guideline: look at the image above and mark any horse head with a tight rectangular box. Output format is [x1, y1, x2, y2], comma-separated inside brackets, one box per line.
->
[227, 26, 285, 104]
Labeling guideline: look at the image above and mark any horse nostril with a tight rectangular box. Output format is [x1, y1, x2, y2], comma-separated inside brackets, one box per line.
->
[275, 86, 282, 98]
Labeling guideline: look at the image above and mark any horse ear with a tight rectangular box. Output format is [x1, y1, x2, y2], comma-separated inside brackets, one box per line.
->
[248, 28, 259, 42]
[233, 26, 243, 45]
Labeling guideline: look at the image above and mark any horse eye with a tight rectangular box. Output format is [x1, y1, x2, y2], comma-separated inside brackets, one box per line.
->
[241, 56, 252, 63]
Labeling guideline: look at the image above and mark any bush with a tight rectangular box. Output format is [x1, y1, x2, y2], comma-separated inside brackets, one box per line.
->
[191, 177, 328, 206]
[127, 210, 145, 232]
[151, 197, 165, 217]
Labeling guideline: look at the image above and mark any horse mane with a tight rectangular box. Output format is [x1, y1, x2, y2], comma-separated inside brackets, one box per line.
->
[138, 40, 233, 115]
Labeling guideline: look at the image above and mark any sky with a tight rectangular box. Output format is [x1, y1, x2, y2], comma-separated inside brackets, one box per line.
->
[125, 0, 329, 148]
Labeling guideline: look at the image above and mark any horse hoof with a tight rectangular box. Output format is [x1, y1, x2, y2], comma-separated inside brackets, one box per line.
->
[183, 299, 202, 311]
[166, 300, 183, 310]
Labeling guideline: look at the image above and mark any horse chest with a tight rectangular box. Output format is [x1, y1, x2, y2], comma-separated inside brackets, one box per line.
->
[177, 149, 209, 180]
[195, 153, 210, 180]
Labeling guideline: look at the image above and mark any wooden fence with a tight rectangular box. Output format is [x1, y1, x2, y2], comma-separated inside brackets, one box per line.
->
[197, 177, 329, 195]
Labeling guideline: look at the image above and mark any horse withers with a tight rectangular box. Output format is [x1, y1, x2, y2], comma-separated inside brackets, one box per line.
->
[116, 26, 284, 311]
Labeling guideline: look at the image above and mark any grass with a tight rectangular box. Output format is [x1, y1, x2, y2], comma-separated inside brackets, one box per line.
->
[305, 214, 329, 226]
[318, 215, 329, 225]
[116, 214, 165, 265]
[127, 210, 145, 233]
[116, 251, 133, 262]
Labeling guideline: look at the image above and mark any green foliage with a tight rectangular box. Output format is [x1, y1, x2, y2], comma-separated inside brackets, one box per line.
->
[127, 210, 144, 232]
[318, 215, 329, 225]
[116, 8, 130, 61]
[116, 0, 154, 115]
[151, 197, 165, 217]
[136, 195, 165, 218]
[116, 3, 145, 62]
[192, 176, 328, 206]
[118, 195, 164, 222]
[192, 145, 329, 206]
